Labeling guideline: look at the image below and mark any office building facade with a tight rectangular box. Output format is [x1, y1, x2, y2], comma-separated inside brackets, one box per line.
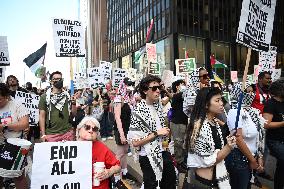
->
[107, 0, 284, 81]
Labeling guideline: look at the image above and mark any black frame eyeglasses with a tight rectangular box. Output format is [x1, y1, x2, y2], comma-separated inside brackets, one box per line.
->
[148, 85, 163, 91]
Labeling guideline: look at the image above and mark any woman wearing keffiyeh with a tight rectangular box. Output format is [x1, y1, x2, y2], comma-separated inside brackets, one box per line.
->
[226, 82, 266, 189]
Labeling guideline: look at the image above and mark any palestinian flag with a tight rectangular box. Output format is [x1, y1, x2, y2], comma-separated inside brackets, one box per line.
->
[213, 60, 228, 69]
[23, 43, 47, 75]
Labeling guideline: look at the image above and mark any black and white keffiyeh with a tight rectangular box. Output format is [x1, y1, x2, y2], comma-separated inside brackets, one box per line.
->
[128, 99, 165, 185]
[46, 88, 70, 112]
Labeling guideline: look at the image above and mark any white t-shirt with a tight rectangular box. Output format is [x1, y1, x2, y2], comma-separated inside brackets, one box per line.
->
[0, 100, 29, 144]
[227, 108, 258, 154]
[139, 104, 163, 156]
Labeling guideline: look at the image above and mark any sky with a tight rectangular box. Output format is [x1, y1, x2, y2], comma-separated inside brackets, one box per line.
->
[0, 0, 79, 88]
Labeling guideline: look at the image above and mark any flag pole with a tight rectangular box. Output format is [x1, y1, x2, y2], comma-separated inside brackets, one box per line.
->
[234, 47, 251, 132]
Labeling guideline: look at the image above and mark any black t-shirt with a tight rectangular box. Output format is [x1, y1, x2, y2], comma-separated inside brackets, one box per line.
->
[263, 98, 284, 141]
[171, 92, 188, 125]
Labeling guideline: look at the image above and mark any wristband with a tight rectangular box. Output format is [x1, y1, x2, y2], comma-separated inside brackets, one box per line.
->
[152, 131, 158, 138]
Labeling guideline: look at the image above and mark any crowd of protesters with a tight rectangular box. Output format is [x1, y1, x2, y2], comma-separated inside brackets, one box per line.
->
[0, 69, 283, 189]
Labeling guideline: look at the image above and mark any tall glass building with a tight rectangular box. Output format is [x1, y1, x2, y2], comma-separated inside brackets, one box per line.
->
[107, 0, 284, 81]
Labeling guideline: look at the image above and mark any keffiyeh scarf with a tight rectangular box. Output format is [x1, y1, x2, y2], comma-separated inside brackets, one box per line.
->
[128, 99, 165, 185]
[46, 88, 70, 113]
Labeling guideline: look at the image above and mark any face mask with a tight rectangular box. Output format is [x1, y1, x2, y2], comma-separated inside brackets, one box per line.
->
[53, 80, 64, 89]
[180, 85, 187, 92]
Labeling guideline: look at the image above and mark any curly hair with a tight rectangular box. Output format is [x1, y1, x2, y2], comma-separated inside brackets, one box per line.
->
[186, 87, 222, 152]
[172, 79, 185, 93]
[269, 79, 284, 99]
[139, 75, 161, 99]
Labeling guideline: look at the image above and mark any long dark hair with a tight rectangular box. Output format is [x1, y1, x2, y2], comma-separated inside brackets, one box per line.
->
[186, 87, 222, 152]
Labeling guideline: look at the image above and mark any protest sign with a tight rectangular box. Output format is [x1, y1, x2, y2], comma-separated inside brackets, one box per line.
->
[259, 46, 277, 72]
[52, 18, 85, 57]
[99, 61, 112, 81]
[112, 68, 127, 87]
[74, 72, 87, 89]
[87, 67, 105, 88]
[0, 36, 10, 66]
[31, 141, 92, 189]
[230, 71, 238, 82]
[148, 62, 161, 75]
[162, 70, 174, 88]
[0, 67, 5, 82]
[146, 43, 157, 63]
[15, 91, 40, 124]
[236, 0, 276, 51]
[127, 68, 137, 81]
[272, 69, 281, 81]
[247, 74, 254, 85]
[254, 65, 260, 82]
[222, 92, 231, 105]
[175, 58, 196, 75]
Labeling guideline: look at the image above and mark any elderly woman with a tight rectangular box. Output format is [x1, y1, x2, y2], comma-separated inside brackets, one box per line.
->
[76, 116, 121, 189]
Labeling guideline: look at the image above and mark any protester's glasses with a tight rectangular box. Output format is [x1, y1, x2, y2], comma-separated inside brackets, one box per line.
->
[148, 85, 163, 91]
[83, 125, 99, 132]
[199, 74, 209, 80]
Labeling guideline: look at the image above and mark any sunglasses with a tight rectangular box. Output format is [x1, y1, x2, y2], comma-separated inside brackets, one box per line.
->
[83, 125, 99, 132]
[199, 74, 209, 79]
[148, 85, 163, 91]
[52, 78, 64, 81]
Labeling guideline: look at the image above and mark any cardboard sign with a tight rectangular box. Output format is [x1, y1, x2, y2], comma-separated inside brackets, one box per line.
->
[74, 72, 87, 89]
[87, 67, 105, 88]
[127, 68, 137, 81]
[236, 0, 277, 51]
[148, 62, 161, 75]
[112, 68, 127, 87]
[175, 58, 196, 75]
[15, 91, 40, 124]
[272, 68, 281, 81]
[162, 70, 174, 88]
[31, 141, 92, 189]
[230, 71, 238, 82]
[99, 61, 112, 81]
[146, 43, 157, 63]
[259, 46, 277, 72]
[52, 18, 85, 57]
[0, 36, 10, 66]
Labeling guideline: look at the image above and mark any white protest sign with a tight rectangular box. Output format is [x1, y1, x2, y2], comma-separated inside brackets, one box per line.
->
[52, 18, 85, 57]
[162, 70, 174, 88]
[259, 46, 277, 72]
[87, 67, 105, 88]
[15, 91, 40, 124]
[236, 0, 277, 51]
[99, 61, 112, 82]
[230, 71, 238, 82]
[74, 72, 87, 89]
[146, 43, 157, 63]
[272, 69, 281, 81]
[127, 68, 137, 81]
[113, 68, 127, 87]
[31, 141, 92, 189]
[0, 36, 10, 66]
